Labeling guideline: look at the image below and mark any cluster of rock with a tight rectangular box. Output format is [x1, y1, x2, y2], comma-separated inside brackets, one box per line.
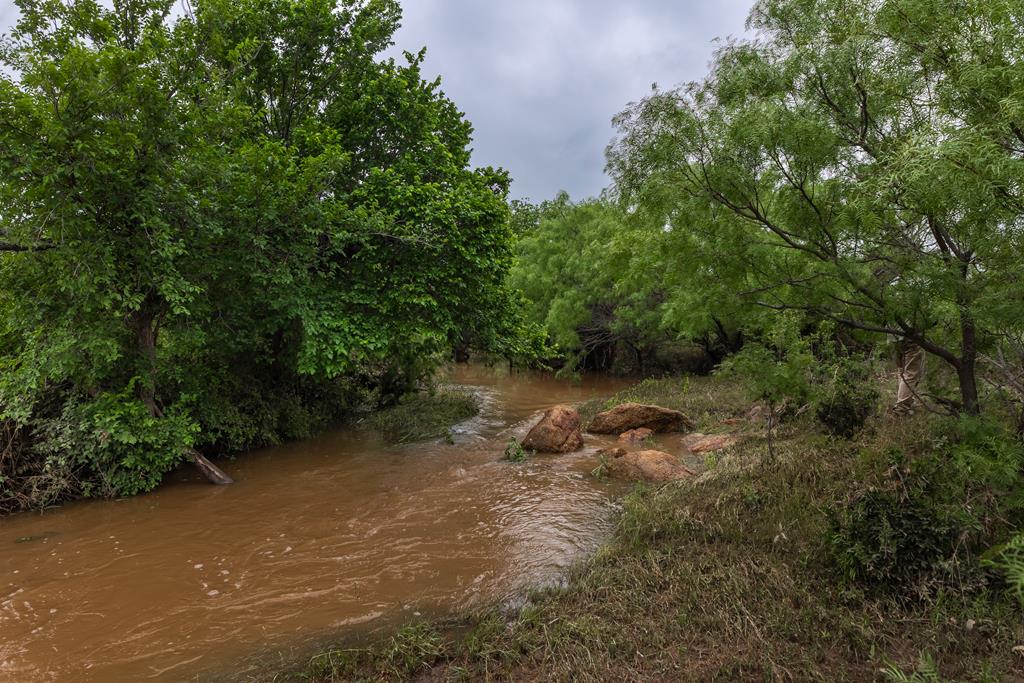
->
[519, 401, 736, 483]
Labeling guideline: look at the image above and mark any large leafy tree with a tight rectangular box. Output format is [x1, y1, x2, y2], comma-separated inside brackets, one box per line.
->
[0, 0, 519, 504]
[609, 0, 1024, 414]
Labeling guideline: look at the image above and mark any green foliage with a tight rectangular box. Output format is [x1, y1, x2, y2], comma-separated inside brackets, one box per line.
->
[0, 0, 524, 508]
[826, 451, 965, 590]
[814, 356, 881, 438]
[503, 437, 530, 463]
[35, 386, 198, 497]
[510, 194, 749, 373]
[720, 313, 815, 408]
[363, 388, 478, 445]
[811, 335, 884, 438]
[609, 0, 1024, 414]
[985, 534, 1024, 606]
[828, 418, 1024, 591]
[590, 453, 611, 479]
[881, 655, 946, 683]
[721, 316, 881, 437]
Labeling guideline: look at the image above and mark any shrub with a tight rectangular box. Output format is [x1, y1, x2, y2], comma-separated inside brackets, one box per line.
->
[34, 386, 198, 497]
[827, 418, 1024, 593]
[814, 357, 880, 438]
[826, 458, 963, 590]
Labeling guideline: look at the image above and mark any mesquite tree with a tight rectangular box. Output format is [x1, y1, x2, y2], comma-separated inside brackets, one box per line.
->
[609, 0, 1024, 414]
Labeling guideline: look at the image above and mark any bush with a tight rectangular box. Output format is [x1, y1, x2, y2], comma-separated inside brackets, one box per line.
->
[814, 357, 880, 438]
[827, 419, 1024, 594]
[826, 455, 964, 590]
[34, 386, 198, 497]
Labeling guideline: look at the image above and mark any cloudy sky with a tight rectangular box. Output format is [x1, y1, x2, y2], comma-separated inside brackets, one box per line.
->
[0, 0, 755, 200]
[391, 1, 754, 200]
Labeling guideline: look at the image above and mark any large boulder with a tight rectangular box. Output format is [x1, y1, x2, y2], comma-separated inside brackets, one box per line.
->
[522, 405, 584, 453]
[599, 447, 695, 483]
[588, 403, 693, 434]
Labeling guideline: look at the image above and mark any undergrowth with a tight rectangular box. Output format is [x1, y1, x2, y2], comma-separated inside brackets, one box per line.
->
[360, 388, 479, 445]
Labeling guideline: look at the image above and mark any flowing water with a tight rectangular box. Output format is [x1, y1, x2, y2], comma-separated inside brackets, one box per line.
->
[0, 365, 636, 681]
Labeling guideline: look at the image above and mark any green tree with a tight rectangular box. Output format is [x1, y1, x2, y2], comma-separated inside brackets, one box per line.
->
[0, 0, 522, 505]
[609, 0, 1024, 414]
[510, 194, 749, 372]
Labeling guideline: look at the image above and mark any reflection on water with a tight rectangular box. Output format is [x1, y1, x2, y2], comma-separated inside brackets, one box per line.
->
[0, 365, 633, 681]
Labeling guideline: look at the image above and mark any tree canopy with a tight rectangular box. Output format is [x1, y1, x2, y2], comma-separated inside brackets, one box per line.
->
[0, 0, 524, 506]
[509, 194, 750, 373]
[608, 0, 1024, 414]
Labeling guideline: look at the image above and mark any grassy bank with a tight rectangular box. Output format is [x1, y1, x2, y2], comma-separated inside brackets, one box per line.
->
[272, 375, 1023, 682]
[359, 387, 479, 445]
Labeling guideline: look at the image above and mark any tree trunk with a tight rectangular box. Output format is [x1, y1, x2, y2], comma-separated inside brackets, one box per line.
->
[958, 362, 980, 416]
[131, 299, 234, 485]
[133, 306, 161, 417]
[958, 290, 981, 416]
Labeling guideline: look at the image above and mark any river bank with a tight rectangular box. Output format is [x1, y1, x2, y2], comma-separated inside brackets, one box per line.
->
[275, 376, 1024, 682]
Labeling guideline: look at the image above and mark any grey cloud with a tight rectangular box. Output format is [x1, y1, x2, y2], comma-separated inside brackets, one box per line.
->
[391, 0, 754, 200]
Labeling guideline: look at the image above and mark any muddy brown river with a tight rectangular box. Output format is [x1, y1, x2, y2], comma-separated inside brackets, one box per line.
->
[1, 365, 636, 681]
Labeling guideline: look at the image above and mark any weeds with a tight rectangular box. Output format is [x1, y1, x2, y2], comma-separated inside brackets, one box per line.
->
[362, 388, 478, 445]
[503, 438, 531, 463]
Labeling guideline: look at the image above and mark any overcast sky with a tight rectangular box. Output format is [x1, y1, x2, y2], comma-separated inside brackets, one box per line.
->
[392, 1, 754, 200]
[0, 0, 755, 200]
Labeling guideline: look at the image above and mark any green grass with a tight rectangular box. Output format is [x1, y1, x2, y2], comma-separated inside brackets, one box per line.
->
[271, 375, 1024, 682]
[360, 388, 479, 444]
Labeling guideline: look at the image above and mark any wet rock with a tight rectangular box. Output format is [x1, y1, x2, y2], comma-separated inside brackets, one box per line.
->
[588, 403, 693, 434]
[618, 427, 654, 444]
[598, 447, 695, 483]
[522, 405, 584, 453]
[681, 433, 738, 454]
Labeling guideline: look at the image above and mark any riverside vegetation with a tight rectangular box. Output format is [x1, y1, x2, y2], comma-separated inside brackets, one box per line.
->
[2, 0, 1024, 680]
[285, 375, 1024, 682]
[0, 0, 543, 512]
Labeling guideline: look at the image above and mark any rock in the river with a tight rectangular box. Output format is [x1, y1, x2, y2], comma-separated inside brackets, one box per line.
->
[588, 403, 693, 434]
[618, 427, 654, 444]
[681, 433, 738, 454]
[598, 447, 695, 483]
[522, 405, 584, 453]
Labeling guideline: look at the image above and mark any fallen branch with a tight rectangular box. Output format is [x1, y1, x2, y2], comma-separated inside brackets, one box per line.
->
[188, 448, 234, 486]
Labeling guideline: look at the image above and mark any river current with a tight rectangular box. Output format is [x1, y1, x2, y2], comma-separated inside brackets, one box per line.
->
[1, 365, 634, 681]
